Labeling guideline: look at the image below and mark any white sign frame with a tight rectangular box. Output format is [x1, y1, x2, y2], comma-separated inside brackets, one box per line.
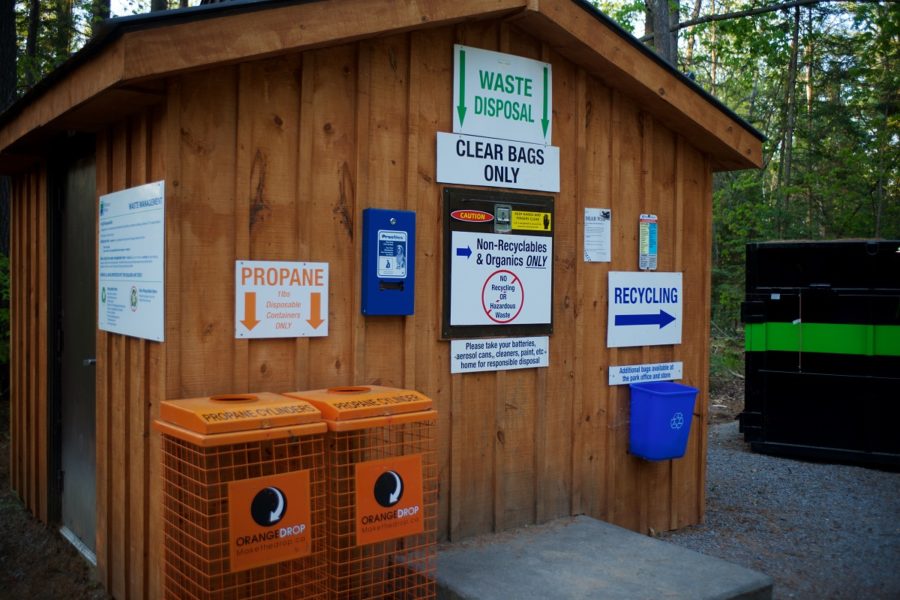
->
[584, 207, 611, 262]
[450, 231, 552, 327]
[436, 132, 560, 192]
[451, 336, 549, 373]
[235, 260, 329, 339]
[453, 44, 552, 145]
[607, 271, 683, 348]
[98, 181, 165, 342]
[608, 361, 684, 385]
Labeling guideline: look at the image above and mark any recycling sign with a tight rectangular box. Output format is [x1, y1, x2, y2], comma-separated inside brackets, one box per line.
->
[607, 271, 683, 348]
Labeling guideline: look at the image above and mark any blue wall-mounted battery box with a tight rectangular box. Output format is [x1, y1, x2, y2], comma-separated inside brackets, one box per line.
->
[361, 208, 415, 315]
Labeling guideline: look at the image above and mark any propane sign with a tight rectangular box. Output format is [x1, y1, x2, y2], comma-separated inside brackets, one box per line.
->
[235, 261, 328, 339]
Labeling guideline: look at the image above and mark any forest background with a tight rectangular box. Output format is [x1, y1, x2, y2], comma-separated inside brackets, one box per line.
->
[0, 0, 897, 391]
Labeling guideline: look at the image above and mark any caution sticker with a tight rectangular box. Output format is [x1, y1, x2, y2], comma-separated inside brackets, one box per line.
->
[512, 210, 552, 232]
[228, 471, 312, 572]
[355, 455, 424, 546]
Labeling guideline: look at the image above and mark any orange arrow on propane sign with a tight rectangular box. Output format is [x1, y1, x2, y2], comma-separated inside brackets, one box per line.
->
[241, 291, 260, 330]
[307, 292, 324, 329]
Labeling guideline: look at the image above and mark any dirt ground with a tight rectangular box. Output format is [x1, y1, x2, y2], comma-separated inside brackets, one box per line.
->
[707, 370, 745, 425]
[0, 371, 745, 599]
[0, 399, 110, 600]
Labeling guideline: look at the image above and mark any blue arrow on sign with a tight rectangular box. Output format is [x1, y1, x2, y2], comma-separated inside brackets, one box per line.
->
[456, 246, 472, 259]
[615, 310, 676, 329]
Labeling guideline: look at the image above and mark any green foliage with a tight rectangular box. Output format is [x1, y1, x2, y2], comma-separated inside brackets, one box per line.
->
[594, 1, 899, 332]
[11, 1, 204, 96]
[709, 329, 744, 385]
[591, 0, 646, 35]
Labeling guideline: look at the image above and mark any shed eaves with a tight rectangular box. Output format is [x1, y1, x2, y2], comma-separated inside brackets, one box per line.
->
[0, 0, 763, 171]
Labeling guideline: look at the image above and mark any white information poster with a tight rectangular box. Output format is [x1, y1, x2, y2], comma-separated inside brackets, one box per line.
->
[436, 132, 560, 192]
[607, 271, 683, 348]
[608, 361, 684, 385]
[450, 230, 552, 327]
[377, 230, 407, 278]
[452, 44, 552, 145]
[235, 261, 329, 339]
[98, 181, 165, 341]
[584, 207, 611, 262]
[451, 336, 549, 373]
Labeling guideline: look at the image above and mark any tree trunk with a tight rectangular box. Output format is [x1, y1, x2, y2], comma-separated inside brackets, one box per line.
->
[25, 0, 40, 86]
[53, 0, 75, 60]
[782, 6, 801, 190]
[91, 0, 111, 37]
[684, 0, 704, 69]
[151, 0, 168, 11]
[0, 0, 15, 257]
[645, 0, 680, 65]
[805, 7, 814, 235]
[0, 0, 15, 109]
[779, 6, 801, 236]
[710, 0, 718, 95]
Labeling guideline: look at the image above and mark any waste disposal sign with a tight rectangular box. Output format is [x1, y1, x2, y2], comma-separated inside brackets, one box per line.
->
[452, 44, 552, 145]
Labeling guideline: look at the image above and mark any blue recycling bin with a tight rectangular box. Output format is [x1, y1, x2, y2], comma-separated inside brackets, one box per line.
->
[629, 381, 700, 461]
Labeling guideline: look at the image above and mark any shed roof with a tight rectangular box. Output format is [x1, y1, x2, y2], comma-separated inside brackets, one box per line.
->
[0, 0, 763, 173]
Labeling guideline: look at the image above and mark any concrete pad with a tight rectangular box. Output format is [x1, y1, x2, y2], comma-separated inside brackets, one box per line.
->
[435, 516, 773, 600]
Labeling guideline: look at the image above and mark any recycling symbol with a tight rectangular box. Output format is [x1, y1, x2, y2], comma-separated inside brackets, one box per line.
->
[670, 412, 685, 430]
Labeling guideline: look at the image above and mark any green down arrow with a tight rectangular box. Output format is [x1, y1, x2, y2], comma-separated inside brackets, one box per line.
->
[457, 48, 467, 125]
[541, 66, 549, 138]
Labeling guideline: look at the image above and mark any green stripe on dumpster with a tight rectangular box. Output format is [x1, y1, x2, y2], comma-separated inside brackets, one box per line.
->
[745, 322, 900, 356]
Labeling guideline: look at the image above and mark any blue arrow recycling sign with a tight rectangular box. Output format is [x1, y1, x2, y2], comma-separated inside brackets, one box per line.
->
[614, 310, 676, 329]
[607, 271, 683, 347]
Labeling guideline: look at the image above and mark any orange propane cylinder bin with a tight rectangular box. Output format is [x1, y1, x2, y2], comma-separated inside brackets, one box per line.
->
[281, 386, 438, 599]
[153, 393, 328, 599]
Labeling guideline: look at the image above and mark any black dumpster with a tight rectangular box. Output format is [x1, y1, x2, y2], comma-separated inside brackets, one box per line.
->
[739, 240, 900, 466]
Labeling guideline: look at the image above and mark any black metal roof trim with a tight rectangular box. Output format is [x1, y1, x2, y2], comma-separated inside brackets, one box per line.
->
[1, 0, 764, 143]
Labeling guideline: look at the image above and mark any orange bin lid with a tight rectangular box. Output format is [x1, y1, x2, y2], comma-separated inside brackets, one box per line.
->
[158, 392, 322, 435]
[282, 386, 432, 422]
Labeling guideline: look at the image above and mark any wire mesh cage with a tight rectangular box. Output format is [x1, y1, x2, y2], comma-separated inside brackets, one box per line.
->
[325, 418, 437, 599]
[283, 387, 438, 599]
[155, 393, 328, 599]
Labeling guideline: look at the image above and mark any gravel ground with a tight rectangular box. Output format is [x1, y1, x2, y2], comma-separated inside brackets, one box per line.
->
[660, 420, 900, 600]
[3, 396, 899, 599]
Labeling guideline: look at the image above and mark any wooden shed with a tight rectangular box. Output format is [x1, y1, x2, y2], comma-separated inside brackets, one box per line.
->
[0, 0, 762, 597]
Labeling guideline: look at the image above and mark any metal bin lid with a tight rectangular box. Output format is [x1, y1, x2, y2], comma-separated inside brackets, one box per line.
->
[159, 392, 322, 435]
[282, 386, 433, 422]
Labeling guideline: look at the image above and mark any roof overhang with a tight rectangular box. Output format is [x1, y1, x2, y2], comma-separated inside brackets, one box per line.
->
[0, 0, 762, 174]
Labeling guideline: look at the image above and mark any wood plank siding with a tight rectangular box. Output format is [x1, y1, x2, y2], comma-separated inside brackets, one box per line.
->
[9, 165, 49, 524]
[4, 11, 738, 599]
[93, 108, 167, 599]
